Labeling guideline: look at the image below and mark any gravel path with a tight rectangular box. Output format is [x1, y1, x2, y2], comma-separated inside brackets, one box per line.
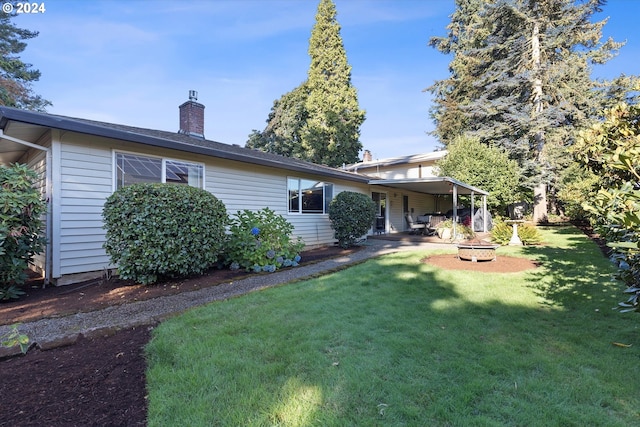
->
[1, 239, 452, 357]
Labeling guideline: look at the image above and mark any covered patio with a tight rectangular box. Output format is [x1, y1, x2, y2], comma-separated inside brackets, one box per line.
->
[369, 176, 490, 236]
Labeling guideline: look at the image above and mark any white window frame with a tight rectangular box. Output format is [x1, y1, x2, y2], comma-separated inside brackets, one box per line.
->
[113, 150, 205, 190]
[287, 177, 333, 215]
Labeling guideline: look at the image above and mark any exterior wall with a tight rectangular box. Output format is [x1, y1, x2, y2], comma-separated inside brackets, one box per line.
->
[54, 132, 114, 282]
[356, 161, 439, 180]
[205, 159, 370, 247]
[17, 139, 50, 277]
[51, 132, 371, 284]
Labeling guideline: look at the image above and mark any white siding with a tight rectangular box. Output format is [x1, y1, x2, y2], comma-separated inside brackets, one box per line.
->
[22, 146, 48, 275]
[377, 188, 445, 233]
[206, 159, 371, 247]
[50, 132, 374, 282]
[57, 135, 113, 276]
[357, 161, 439, 180]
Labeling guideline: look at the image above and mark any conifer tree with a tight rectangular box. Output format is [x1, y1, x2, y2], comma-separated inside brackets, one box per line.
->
[302, 0, 365, 167]
[429, 0, 636, 222]
[247, 0, 365, 167]
[0, 10, 50, 111]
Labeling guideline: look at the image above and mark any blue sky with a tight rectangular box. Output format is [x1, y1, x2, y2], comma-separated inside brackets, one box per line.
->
[14, 0, 640, 161]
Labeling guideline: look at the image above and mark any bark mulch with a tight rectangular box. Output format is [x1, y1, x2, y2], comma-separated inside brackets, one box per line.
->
[0, 245, 357, 427]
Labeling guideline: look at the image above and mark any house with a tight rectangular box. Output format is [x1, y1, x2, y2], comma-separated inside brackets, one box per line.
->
[0, 93, 488, 286]
[344, 149, 448, 180]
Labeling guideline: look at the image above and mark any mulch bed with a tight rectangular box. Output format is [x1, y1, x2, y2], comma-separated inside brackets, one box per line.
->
[423, 254, 539, 272]
[0, 245, 358, 427]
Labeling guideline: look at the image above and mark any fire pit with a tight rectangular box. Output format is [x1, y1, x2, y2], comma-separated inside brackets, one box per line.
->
[457, 240, 500, 262]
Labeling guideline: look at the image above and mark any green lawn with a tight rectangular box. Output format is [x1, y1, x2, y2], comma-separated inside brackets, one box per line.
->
[145, 225, 640, 426]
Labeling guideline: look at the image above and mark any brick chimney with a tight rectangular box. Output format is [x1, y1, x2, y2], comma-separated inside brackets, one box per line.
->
[363, 149, 373, 162]
[178, 90, 205, 138]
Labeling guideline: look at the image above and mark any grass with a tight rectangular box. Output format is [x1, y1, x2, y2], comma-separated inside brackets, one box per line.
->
[145, 225, 640, 426]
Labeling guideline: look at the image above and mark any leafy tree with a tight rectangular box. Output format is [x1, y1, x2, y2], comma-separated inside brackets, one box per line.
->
[247, 0, 365, 167]
[436, 135, 522, 215]
[246, 83, 308, 157]
[428, 0, 636, 223]
[0, 8, 50, 111]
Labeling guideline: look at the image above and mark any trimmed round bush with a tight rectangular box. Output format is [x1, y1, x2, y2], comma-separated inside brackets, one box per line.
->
[102, 183, 228, 285]
[328, 191, 376, 248]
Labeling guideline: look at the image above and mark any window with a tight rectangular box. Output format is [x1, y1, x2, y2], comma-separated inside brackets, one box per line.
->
[288, 178, 333, 214]
[115, 152, 203, 189]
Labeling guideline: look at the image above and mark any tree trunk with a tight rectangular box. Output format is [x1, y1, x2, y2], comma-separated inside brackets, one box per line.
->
[531, 20, 548, 223]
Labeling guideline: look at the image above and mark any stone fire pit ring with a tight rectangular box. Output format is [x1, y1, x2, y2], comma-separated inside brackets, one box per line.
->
[457, 242, 501, 262]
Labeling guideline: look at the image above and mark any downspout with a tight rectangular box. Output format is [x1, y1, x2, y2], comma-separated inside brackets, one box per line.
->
[0, 130, 52, 284]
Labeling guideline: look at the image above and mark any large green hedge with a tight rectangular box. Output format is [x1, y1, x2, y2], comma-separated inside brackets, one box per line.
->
[0, 164, 47, 300]
[328, 191, 376, 248]
[102, 184, 228, 285]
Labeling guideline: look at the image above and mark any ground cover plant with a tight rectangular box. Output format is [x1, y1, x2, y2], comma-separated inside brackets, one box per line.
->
[145, 225, 640, 426]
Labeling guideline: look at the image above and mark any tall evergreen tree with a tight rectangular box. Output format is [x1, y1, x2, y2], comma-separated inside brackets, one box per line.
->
[429, 0, 636, 222]
[0, 10, 50, 111]
[302, 0, 365, 167]
[247, 0, 365, 167]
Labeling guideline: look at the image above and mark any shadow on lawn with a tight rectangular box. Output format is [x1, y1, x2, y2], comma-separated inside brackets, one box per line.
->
[521, 226, 619, 310]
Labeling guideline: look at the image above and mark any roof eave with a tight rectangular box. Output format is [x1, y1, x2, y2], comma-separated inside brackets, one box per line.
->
[0, 106, 369, 184]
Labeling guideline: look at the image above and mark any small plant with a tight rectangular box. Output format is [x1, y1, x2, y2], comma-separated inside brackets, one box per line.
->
[436, 219, 474, 241]
[0, 285, 26, 301]
[1, 324, 30, 354]
[490, 220, 543, 245]
[328, 191, 376, 248]
[103, 184, 228, 285]
[224, 208, 304, 272]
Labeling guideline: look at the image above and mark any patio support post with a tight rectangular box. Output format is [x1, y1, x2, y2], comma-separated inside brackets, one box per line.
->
[452, 184, 458, 238]
[483, 195, 488, 232]
[470, 191, 475, 233]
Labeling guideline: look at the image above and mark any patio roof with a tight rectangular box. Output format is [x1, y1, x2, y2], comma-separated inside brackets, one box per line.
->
[369, 177, 489, 196]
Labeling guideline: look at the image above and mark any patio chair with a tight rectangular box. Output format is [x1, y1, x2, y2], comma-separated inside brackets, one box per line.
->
[405, 213, 426, 235]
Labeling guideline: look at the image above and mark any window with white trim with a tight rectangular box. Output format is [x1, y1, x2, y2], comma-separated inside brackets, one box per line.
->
[288, 177, 333, 214]
[115, 152, 204, 189]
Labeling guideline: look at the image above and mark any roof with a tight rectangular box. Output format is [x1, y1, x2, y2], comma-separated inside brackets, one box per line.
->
[370, 177, 489, 196]
[0, 107, 489, 197]
[344, 150, 448, 171]
[0, 106, 370, 184]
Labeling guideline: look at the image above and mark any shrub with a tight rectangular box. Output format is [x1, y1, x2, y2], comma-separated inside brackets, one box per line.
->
[102, 184, 228, 285]
[490, 220, 542, 245]
[328, 191, 376, 248]
[224, 208, 304, 272]
[0, 164, 47, 299]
